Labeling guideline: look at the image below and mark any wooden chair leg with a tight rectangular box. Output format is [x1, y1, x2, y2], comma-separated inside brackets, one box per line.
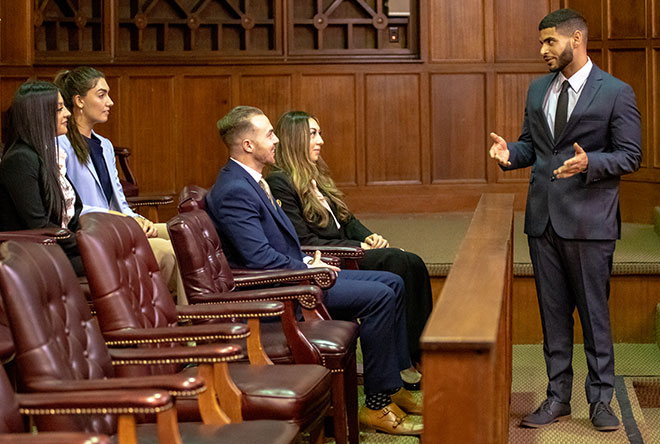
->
[345, 352, 359, 444]
[331, 371, 348, 444]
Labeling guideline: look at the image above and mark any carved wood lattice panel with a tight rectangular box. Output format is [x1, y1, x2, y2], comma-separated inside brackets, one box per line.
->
[34, 0, 104, 52]
[117, 0, 278, 53]
[289, 0, 417, 56]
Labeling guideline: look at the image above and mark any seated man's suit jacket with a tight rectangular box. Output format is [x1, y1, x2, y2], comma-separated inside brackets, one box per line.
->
[206, 159, 309, 270]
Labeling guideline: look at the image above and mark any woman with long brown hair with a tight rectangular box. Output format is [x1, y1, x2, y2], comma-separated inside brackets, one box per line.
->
[267, 110, 433, 377]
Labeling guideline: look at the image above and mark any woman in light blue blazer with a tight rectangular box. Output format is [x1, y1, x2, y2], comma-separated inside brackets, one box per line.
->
[55, 67, 182, 300]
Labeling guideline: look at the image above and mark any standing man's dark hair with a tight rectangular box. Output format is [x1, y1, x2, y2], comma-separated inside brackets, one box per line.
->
[538, 8, 588, 39]
[489, 7, 641, 433]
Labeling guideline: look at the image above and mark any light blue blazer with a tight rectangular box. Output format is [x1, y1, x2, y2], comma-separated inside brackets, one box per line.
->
[58, 132, 138, 218]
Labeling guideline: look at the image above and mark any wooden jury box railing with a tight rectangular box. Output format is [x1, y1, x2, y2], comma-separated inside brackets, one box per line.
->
[420, 193, 514, 444]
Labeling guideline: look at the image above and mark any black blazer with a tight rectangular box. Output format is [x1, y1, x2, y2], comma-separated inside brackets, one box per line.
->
[0, 142, 83, 271]
[266, 171, 372, 247]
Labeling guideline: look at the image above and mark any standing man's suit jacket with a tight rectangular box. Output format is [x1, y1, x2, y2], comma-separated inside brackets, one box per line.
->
[506, 64, 642, 240]
[206, 160, 308, 270]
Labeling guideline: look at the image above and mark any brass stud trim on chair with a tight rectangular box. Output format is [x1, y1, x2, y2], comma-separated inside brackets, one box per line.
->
[105, 333, 249, 346]
[111, 356, 241, 366]
[178, 309, 285, 321]
[20, 402, 174, 416]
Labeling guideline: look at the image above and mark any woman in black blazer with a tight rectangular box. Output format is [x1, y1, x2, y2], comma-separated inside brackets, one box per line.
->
[0, 81, 84, 275]
[267, 110, 433, 374]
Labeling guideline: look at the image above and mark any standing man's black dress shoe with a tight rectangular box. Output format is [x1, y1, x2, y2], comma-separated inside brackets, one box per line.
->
[520, 399, 571, 428]
[590, 401, 620, 431]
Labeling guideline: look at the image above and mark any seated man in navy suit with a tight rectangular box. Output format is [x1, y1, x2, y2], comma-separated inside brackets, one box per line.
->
[206, 105, 422, 436]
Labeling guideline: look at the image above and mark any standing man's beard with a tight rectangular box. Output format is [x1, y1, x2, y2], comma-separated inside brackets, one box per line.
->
[550, 44, 574, 72]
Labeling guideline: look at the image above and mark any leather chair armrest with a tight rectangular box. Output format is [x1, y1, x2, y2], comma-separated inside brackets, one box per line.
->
[233, 268, 336, 289]
[188, 285, 323, 310]
[126, 195, 174, 206]
[102, 323, 249, 346]
[176, 301, 285, 321]
[0, 433, 110, 444]
[0, 228, 72, 244]
[108, 343, 243, 367]
[320, 256, 341, 267]
[301, 245, 365, 260]
[27, 374, 206, 397]
[15, 388, 172, 415]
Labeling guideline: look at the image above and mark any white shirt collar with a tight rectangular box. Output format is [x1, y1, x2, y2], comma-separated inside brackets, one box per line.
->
[230, 157, 262, 183]
[555, 57, 593, 94]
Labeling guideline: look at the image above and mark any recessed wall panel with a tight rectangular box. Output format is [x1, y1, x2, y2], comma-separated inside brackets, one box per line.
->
[495, 73, 538, 182]
[299, 75, 357, 186]
[180, 76, 233, 188]
[495, 0, 553, 62]
[240, 75, 292, 124]
[609, 49, 648, 168]
[128, 76, 176, 193]
[365, 74, 421, 185]
[431, 73, 486, 182]
[430, 0, 484, 62]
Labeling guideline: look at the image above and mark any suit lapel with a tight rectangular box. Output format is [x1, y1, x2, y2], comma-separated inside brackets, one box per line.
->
[228, 162, 301, 245]
[558, 65, 603, 141]
[533, 73, 558, 145]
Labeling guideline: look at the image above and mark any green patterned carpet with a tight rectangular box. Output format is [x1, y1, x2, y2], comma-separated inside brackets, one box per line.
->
[321, 344, 660, 443]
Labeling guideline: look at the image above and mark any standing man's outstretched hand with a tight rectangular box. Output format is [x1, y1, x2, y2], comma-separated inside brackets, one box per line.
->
[489, 132, 511, 167]
[553, 142, 588, 179]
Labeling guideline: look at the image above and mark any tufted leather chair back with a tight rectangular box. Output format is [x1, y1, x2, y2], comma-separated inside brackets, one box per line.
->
[167, 209, 237, 301]
[0, 241, 116, 434]
[76, 213, 182, 375]
[0, 365, 25, 434]
[178, 184, 208, 213]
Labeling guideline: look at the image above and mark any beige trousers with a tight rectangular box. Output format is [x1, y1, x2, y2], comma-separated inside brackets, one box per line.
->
[149, 223, 186, 305]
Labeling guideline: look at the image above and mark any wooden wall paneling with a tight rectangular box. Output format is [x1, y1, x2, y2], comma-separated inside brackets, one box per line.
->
[127, 76, 177, 194]
[493, 0, 554, 62]
[298, 74, 358, 186]
[1, 0, 32, 65]
[607, 0, 647, 39]
[430, 73, 487, 182]
[608, 49, 649, 170]
[564, 0, 603, 40]
[239, 75, 292, 125]
[655, 0, 660, 37]
[655, 48, 660, 169]
[364, 73, 421, 185]
[0, 77, 30, 142]
[494, 73, 537, 182]
[429, 0, 485, 62]
[178, 75, 233, 189]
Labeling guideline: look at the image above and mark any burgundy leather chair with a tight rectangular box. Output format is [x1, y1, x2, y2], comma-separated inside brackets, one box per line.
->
[172, 185, 361, 444]
[0, 240, 300, 444]
[76, 212, 331, 441]
[0, 363, 111, 444]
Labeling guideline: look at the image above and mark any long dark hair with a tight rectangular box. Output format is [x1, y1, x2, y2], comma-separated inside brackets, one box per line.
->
[272, 111, 351, 227]
[54, 66, 105, 163]
[5, 81, 64, 223]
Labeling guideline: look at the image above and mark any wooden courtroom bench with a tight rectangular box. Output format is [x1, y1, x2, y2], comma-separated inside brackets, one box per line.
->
[420, 193, 514, 444]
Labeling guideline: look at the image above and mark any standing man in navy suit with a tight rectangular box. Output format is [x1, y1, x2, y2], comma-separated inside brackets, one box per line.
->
[490, 9, 641, 431]
[206, 106, 423, 436]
